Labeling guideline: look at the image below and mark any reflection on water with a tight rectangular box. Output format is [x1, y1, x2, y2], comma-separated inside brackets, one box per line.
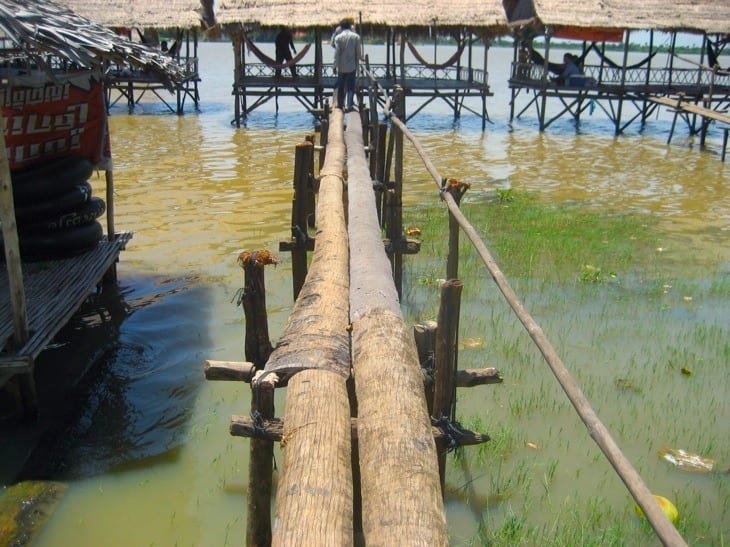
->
[0, 42, 727, 545]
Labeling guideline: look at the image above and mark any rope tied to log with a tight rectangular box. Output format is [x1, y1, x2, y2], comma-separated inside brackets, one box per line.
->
[431, 415, 471, 452]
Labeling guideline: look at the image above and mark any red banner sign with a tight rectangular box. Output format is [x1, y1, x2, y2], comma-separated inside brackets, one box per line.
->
[1, 76, 110, 171]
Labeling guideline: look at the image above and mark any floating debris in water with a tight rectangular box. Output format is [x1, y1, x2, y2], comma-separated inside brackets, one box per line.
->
[615, 378, 641, 393]
[659, 447, 715, 473]
[635, 494, 679, 524]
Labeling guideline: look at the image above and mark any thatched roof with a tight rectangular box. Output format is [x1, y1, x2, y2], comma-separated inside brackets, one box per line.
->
[516, 0, 730, 35]
[54, 0, 206, 30]
[215, 0, 510, 29]
[0, 0, 187, 85]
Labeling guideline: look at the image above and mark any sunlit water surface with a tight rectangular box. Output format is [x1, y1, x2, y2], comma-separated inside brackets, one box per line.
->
[5, 42, 727, 545]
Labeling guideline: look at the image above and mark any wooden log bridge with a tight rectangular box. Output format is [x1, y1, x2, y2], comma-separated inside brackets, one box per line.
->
[205, 107, 498, 545]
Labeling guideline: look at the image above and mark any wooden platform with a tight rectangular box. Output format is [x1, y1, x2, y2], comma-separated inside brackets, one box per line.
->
[0, 232, 132, 375]
[234, 63, 492, 126]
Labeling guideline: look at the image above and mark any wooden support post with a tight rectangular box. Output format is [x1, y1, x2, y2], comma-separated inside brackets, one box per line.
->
[414, 320, 438, 415]
[375, 123, 388, 225]
[272, 370, 353, 546]
[0, 113, 35, 419]
[290, 142, 313, 300]
[346, 110, 448, 545]
[432, 279, 463, 495]
[246, 375, 275, 547]
[386, 88, 405, 298]
[444, 179, 470, 281]
[319, 101, 329, 171]
[238, 250, 276, 368]
[304, 135, 316, 228]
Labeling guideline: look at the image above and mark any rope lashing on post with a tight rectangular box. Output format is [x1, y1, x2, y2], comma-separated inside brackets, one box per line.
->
[430, 416, 475, 452]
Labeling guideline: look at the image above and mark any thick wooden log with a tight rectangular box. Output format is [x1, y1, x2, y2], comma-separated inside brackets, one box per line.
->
[230, 415, 489, 447]
[272, 369, 353, 546]
[263, 109, 350, 381]
[265, 107, 352, 543]
[345, 111, 448, 545]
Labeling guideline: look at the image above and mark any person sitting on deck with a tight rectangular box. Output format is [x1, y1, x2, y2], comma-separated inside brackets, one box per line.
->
[554, 53, 583, 86]
[333, 19, 362, 112]
[275, 26, 297, 79]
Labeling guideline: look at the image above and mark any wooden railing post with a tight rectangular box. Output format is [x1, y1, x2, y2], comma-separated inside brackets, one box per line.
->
[432, 279, 463, 494]
[290, 141, 313, 300]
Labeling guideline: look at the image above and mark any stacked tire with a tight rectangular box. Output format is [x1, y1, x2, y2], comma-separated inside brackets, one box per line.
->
[3, 156, 106, 261]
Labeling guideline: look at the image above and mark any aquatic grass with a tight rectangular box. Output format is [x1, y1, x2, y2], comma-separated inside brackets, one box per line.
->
[403, 188, 729, 545]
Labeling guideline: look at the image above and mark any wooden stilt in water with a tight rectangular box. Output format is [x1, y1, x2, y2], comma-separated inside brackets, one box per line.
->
[414, 320, 438, 415]
[432, 279, 463, 495]
[385, 88, 405, 298]
[444, 179, 470, 281]
[290, 142, 313, 300]
[237, 250, 276, 368]
[246, 375, 275, 547]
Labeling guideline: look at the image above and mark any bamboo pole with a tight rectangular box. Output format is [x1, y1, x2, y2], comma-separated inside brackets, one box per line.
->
[432, 279, 463, 493]
[345, 112, 448, 545]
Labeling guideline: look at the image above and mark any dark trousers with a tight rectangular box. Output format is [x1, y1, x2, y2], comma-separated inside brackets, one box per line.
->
[335, 71, 356, 110]
[275, 50, 296, 77]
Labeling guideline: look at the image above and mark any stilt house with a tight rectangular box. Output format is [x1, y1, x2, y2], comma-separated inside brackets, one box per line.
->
[55, 0, 211, 114]
[505, 0, 730, 137]
[215, 0, 511, 128]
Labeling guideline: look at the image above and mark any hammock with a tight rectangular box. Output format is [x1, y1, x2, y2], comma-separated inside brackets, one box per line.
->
[243, 33, 311, 69]
[588, 43, 658, 69]
[406, 40, 467, 70]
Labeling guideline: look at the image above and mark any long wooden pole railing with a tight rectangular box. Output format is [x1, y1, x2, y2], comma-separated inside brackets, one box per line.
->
[377, 85, 688, 547]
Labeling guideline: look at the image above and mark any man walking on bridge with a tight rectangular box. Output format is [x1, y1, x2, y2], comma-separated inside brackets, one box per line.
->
[333, 19, 361, 112]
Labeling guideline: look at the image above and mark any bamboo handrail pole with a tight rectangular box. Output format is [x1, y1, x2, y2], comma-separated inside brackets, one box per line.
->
[345, 112, 448, 545]
[381, 102, 687, 547]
